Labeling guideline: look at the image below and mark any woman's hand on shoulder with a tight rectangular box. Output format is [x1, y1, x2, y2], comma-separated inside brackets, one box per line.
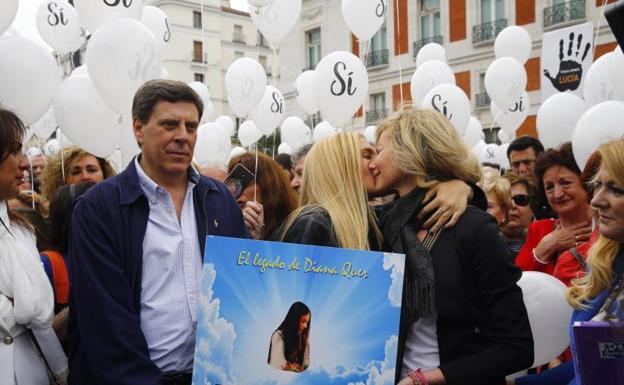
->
[419, 180, 472, 232]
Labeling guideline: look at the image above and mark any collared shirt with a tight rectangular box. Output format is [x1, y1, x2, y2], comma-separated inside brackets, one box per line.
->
[135, 158, 203, 373]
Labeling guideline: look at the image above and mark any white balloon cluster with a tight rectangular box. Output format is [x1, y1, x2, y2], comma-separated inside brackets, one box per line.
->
[0, 1, 178, 160]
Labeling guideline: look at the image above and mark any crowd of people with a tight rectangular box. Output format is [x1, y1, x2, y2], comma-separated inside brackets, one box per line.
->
[1, 79, 623, 385]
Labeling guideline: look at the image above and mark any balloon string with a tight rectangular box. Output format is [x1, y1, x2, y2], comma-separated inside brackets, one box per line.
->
[271, 43, 279, 155]
[201, 0, 206, 79]
[253, 145, 259, 203]
[29, 162, 35, 208]
[490, 111, 503, 132]
[395, 0, 404, 104]
[58, 129, 66, 183]
[592, 0, 609, 60]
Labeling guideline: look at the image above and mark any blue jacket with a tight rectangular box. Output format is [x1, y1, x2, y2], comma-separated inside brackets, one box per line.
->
[67, 159, 249, 385]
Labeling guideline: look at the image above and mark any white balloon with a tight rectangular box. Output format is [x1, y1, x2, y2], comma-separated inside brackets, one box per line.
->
[485, 57, 527, 111]
[341, 0, 388, 41]
[216, 116, 235, 138]
[463, 117, 485, 148]
[248, 86, 285, 136]
[518, 272, 573, 368]
[294, 70, 318, 115]
[32, 107, 58, 139]
[0, 0, 18, 36]
[238, 120, 262, 147]
[471, 140, 486, 159]
[188, 82, 213, 123]
[0, 37, 61, 124]
[609, 47, 624, 101]
[225, 58, 267, 118]
[572, 101, 624, 170]
[314, 51, 368, 127]
[494, 26, 532, 64]
[57, 129, 74, 149]
[44, 139, 62, 157]
[26, 147, 43, 161]
[410, 60, 456, 106]
[119, 121, 139, 169]
[583, 52, 615, 107]
[491, 91, 530, 135]
[140, 6, 171, 51]
[479, 143, 500, 165]
[415, 43, 447, 67]
[251, 0, 301, 44]
[87, 18, 162, 115]
[71, 65, 88, 77]
[277, 143, 292, 155]
[53, 75, 123, 158]
[421, 84, 471, 136]
[313, 121, 337, 142]
[0, 26, 20, 40]
[497, 130, 511, 144]
[247, 0, 275, 7]
[228, 146, 246, 162]
[537, 93, 587, 150]
[74, 0, 144, 33]
[281, 116, 310, 151]
[195, 123, 232, 167]
[499, 143, 511, 170]
[36, 0, 86, 55]
[364, 125, 377, 144]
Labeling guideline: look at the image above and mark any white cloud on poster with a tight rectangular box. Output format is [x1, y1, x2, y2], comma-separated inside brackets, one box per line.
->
[383, 253, 405, 308]
[193, 263, 238, 385]
[346, 335, 397, 385]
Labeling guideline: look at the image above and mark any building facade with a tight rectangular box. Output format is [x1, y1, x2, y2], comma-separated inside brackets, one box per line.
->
[275, 0, 618, 142]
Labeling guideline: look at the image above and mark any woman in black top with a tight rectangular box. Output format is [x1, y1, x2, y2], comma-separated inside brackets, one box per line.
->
[369, 108, 533, 385]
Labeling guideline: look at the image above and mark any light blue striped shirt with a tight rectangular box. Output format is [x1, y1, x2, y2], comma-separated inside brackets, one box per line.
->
[135, 158, 203, 373]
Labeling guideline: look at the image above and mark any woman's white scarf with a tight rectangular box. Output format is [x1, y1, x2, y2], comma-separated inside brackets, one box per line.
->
[0, 201, 53, 329]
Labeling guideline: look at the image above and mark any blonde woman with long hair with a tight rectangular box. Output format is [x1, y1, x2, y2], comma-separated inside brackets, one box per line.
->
[279, 133, 382, 250]
[511, 140, 624, 385]
[369, 108, 533, 385]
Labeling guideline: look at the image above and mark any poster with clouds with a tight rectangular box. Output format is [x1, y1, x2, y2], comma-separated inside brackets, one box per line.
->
[541, 21, 594, 100]
[192, 236, 405, 385]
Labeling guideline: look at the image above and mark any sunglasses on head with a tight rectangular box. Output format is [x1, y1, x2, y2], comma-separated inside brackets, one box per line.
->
[512, 194, 530, 207]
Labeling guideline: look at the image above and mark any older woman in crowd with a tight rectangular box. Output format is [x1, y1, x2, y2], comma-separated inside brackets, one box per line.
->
[502, 172, 536, 258]
[0, 108, 67, 384]
[229, 151, 298, 240]
[369, 108, 533, 385]
[40, 146, 116, 200]
[515, 142, 593, 275]
[483, 176, 513, 228]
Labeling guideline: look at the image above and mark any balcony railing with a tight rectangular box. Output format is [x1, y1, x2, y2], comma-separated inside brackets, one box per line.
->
[233, 31, 247, 44]
[544, 0, 585, 29]
[366, 108, 388, 123]
[365, 49, 389, 68]
[413, 36, 443, 60]
[472, 18, 508, 45]
[475, 92, 491, 110]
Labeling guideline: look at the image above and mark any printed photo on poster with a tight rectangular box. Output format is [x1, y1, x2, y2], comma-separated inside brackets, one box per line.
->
[192, 236, 405, 385]
[541, 21, 594, 100]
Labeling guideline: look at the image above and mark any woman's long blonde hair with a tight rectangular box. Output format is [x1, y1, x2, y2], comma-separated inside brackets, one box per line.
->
[280, 133, 381, 250]
[376, 108, 482, 189]
[567, 140, 624, 310]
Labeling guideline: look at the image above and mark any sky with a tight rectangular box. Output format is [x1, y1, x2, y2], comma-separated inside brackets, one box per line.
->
[11, 0, 249, 49]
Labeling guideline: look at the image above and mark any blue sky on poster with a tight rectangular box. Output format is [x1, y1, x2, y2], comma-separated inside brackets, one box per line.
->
[193, 237, 405, 385]
[11, 0, 248, 49]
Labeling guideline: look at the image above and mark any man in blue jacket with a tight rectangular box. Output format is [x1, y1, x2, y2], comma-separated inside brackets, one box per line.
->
[67, 80, 249, 385]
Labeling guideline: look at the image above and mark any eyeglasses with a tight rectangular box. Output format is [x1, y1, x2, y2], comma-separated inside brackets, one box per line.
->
[512, 194, 530, 207]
